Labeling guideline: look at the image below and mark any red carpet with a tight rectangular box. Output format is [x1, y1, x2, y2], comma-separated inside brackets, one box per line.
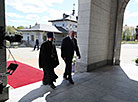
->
[7, 61, 43, 88]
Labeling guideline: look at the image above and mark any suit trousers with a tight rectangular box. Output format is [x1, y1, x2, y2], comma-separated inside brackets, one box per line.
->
[64, 59, 72, 79]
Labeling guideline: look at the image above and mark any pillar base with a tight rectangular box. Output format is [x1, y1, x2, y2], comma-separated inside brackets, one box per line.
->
[87, 60, 107, 72]
[76, 60, 114, 72]
[114, 59, 120, 65]
[0, 87, 9, 102]
[75, 62, 87, 72]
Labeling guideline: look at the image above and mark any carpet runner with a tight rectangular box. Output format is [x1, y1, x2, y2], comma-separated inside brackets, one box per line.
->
[7, 61, 43, 88]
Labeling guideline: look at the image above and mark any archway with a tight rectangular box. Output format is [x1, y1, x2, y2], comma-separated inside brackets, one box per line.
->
[0, 0, 133, 101]
[120, 0, 138, 81]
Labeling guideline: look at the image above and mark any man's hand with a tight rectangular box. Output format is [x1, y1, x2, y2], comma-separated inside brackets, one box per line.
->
[63, 57, 66, 60]
[78, 55, 81, 59]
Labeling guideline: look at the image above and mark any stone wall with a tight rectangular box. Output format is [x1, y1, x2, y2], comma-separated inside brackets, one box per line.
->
[76, 0, 130, 72]
[88, 0, 112, 71]
[77, 0, 112, 72]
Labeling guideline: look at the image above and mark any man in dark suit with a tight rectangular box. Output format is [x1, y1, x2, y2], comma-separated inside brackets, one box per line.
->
[61, 30, 81, 84]
[39, 32, 59, 89]
[33, 39, 39, 50]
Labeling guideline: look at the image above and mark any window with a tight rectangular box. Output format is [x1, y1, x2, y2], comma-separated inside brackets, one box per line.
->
[43, 35, 46, 41]
[31, 35, 34, 41]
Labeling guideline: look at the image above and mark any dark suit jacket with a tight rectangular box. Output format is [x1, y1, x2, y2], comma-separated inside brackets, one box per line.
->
[61, 36, 80, 60]
[39, 40, 59, 68]
[36, 39, 39, 45]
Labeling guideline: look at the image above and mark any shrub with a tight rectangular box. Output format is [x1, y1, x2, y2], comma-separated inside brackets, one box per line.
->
[135, 58, 138, 63]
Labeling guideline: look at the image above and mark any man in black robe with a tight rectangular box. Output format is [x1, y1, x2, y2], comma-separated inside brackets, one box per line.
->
[39, 32, 59, 89]
[61, 30, 81, 84]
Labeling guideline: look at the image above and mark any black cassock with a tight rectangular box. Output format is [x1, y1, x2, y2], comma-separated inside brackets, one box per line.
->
[39, 40, 59, 85]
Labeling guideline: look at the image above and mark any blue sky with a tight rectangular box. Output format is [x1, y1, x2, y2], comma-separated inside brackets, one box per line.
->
[5, 0, 138, 28]
[124, 0, 138, 27]
[5, 0, 78, 27]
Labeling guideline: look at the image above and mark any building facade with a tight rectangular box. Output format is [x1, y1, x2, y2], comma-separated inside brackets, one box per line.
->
[49, 9, 78, 34]
[19, 9, 78, 47]
[19, 23, 66, 46]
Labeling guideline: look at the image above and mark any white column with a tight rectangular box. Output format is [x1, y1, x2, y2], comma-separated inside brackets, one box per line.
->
[76, 0, 91, 72]
[76, 0, 112, 72]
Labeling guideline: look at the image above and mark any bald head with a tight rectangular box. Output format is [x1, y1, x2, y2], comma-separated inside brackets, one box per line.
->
[69, 30, 75, 38]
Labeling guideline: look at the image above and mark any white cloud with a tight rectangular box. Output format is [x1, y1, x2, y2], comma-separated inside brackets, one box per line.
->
[131, 12, 138, 17]
[25, 15, 52, 25]
[123, 21, 138, 27]
[5, 0, 64, 13]
[48, 8, 71, 20]
[6, 0, 47, 13]
[25, 14, 40, 20]
[124, 10, 131, 20]
[7, 19, 33, 27]
[40, 16, 52, 25]
[5, 0, 77, 27]
[124, 10, 138, 27]
[124, 10, 138, 20]
[9, 19, 29, 23]
[43, 0, 64, 6]
[7, 12, 24, 18]
[135, 0, 138, 3]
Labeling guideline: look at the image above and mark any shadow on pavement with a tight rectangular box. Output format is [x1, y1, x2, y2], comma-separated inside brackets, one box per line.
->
[18, 79, 72, 102]
[18, 85, 52, 102]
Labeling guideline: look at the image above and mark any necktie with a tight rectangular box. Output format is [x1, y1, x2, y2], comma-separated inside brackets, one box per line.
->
[71, 38, 75, 50]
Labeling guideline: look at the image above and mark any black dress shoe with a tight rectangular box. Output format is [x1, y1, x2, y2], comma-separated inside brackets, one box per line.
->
[50, 83, 56, 89]
[63, 75, 68, 80]
[42, 82, 48, 85]
[68, 79, 74, 84]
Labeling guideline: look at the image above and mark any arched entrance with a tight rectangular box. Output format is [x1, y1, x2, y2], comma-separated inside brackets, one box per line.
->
[0, 0, 131, 101]
[120, 0, 138, 81]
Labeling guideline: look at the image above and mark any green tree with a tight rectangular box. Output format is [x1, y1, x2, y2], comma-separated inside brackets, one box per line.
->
[130, 27, 135, 41]
[122, 26, 135, 41]
[6, 26, 16, 34]
[122, 31, 126, 40]
[16, 26, 24, 30]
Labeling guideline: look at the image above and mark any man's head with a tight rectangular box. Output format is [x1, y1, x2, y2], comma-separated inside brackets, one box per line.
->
[47, 32, 54, 41]
[69, 30, 75, 38]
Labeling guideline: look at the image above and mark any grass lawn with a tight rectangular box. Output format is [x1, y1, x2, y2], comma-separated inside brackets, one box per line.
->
[121, 41, 138, 44]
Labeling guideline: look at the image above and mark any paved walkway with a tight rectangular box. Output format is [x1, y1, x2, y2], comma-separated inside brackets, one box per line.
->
[6, 65, 138, 102]
[6, 47, 65, 76]
[5, 44, 138, 102]
[120, 44, 138, 81]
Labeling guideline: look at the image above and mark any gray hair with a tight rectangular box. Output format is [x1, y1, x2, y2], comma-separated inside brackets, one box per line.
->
[69, 30, 74, 34]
